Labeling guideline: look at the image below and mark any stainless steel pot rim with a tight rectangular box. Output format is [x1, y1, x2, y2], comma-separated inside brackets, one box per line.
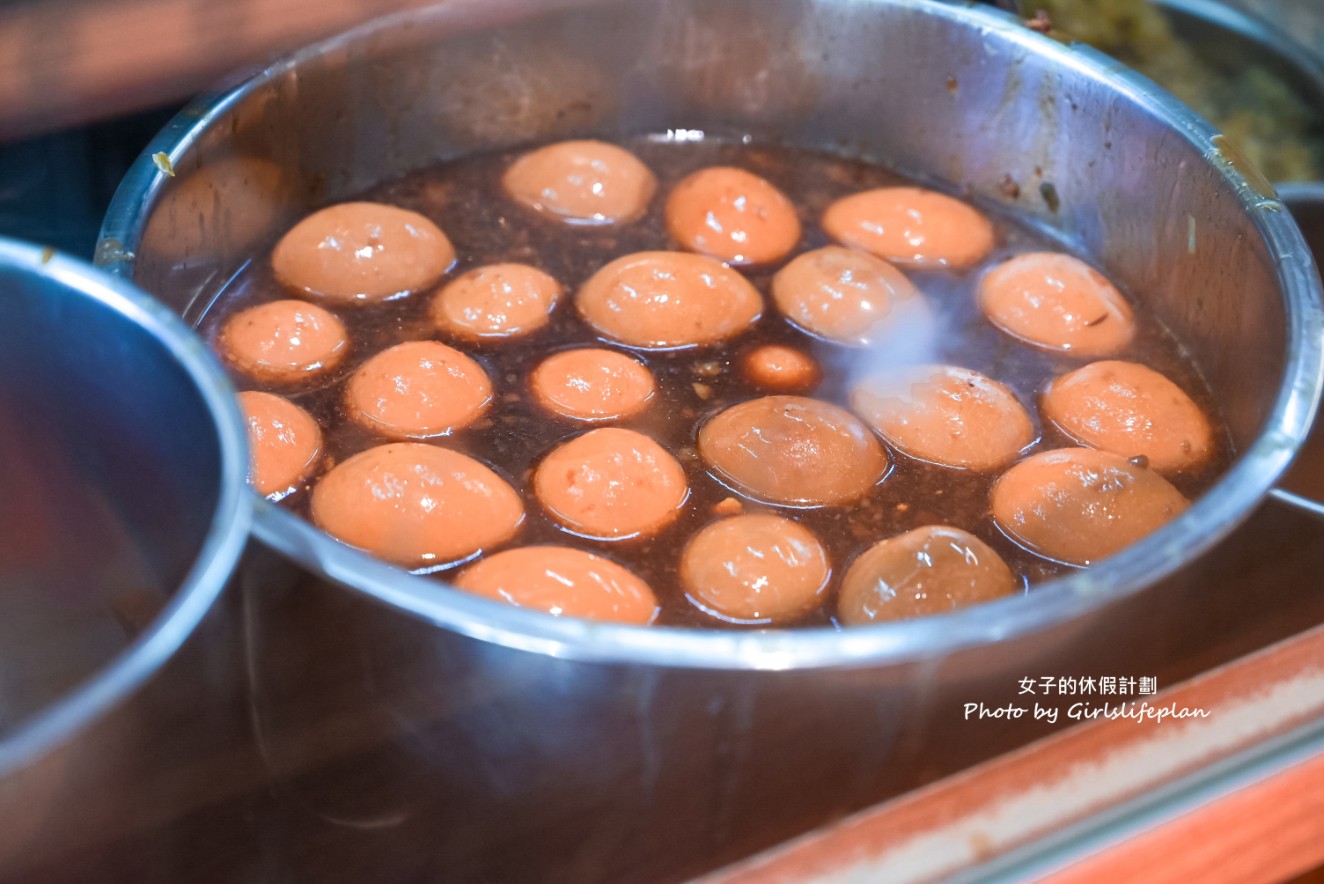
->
[99, 0, 1324, 671]
[0, 238, 252, 775]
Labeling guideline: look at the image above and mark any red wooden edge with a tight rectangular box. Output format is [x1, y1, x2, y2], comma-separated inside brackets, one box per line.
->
[1046, 749, 1324, 884]
[705, 621, 1324, 884]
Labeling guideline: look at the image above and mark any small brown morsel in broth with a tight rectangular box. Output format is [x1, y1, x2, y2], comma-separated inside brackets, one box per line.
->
[699, 395, 889, 506]
[978, 252, 1136, 356]
[503, 140, 657, 225]
[822, 186, 994, 270]
[218, 299, 349, 386]
[680, 514, 830, 624]
[456, 546, 659, 625]
[771, 245, 929, 346]
[272, 202, 456, 304]
[837, 525, 1017, 625]
[712, 497, 744, 516]
[577, 251, 763, 349]
[237, 391, 323, 499]
[851, 364, 1036, 470]
[344, 340, 491, 440]
[665, 166, 801, 265]
[311, 442, 524, 568]
[1041, 360, 1214, 474]
[741, 344, 821, 392]
[991, 448, 1190, 566]
[534, 427, 689, 540]
[430, 263, 561, 341]
[530, 348, 656, 422]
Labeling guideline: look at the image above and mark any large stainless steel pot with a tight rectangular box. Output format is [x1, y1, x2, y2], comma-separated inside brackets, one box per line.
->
[0, 240, 252, 880]
[99, 0, 1324, 879]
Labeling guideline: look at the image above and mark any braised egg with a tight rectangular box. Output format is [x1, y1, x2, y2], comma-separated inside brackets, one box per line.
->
[272, 202, 455, 304]
[1040, 360, 1214, 473]
[978, 252, 1136, 356]
[531, 348, 656, 422]
[344, 340, 492, 439]
[430, 263, 561, 341]
[681, 514, 830, 624]
[837, 525, 1017, 625]
[822, 186, 994, 270]
[534, 428, 689, 540]
[991, 448, 1189, 566]
[219, 300, 348, 386]
[665, 166, 801, 265]
[851, 364, 1036, 470]
[698, 395, 889, 506]
[237, 391, 323, 499]
[311, 443, 523, 568]
[503, 140, 656, 225]
[577, 251, 762, 349]
[771, 246, 929, 346]
[457, 546, 659, 625]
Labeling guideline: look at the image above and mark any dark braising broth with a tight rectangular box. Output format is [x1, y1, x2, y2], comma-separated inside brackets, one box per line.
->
[203, 137, 1232, 628]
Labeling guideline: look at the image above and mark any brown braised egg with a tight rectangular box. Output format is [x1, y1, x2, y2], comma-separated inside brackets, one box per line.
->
[698, 395, 889, 506]
[1040, 360, 1214, 474]
[237, 391, 323, 499]
[429, 263, 561, 341]
[680, 514, 830, 624]
[771, 246, 930, 346]
[456, 546, 659, 625]
[851, 364, 1036, 470]
[665, 166, 801, 265]
[577, 251, 763, 349]
[530, 348, 656, 422]
[344, 340, 491, 440]
[837, 525, 1017, 625]
[272, 202, 456, 304]
[978, 252, 1136, 356]
[218, 300, 349, 386]
[991, 447, 1190, 566]
[311, 442, 524, 568]
[534, 427, 689, 540]
[741, 344, 821, 392]
[503, 140, 657, 226]
[822, 186, 994, 270]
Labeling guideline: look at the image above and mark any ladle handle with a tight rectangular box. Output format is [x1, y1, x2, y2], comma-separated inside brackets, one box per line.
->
[1270, 486, 1324, 519]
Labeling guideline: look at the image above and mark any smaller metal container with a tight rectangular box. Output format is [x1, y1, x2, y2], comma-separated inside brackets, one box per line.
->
[1221, 0, 1324, 72]
[1157, 0, 1324, 183]
[0, 239, 252, 881]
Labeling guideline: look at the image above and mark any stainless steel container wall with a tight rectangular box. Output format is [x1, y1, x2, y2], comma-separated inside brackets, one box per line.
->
[1223, 0, 1324, 68]
[1276, 183, 1324, 517]
[1159, 0, 1324, 138]
[0, 240, 253, 881]
[98, 0, 1324, 880]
